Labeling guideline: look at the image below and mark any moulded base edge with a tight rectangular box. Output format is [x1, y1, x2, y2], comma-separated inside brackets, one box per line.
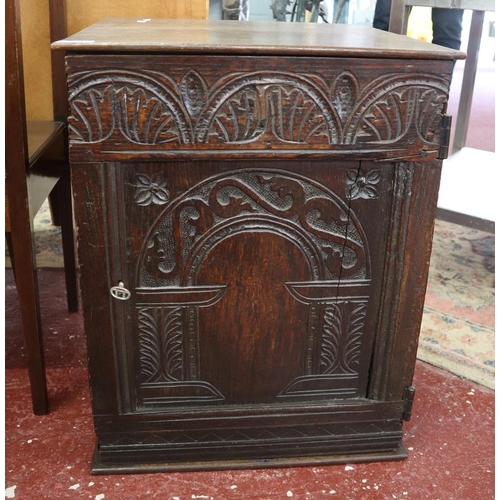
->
[90, 442, 408, 475]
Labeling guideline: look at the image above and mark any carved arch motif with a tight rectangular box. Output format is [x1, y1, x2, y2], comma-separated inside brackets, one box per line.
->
[137, 169, 369, 286]
[67, 69, 449, 149]
[67, 70, 191, 144]
[195, 71, 341, 144]
[345, 74, 449, 145]
[133, 170, 373, 404]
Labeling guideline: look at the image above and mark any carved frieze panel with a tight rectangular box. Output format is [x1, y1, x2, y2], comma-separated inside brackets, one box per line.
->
[66, 61, 449, 155]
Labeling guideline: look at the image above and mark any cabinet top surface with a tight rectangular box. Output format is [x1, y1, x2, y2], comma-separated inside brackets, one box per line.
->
[53, 18, 464, 60]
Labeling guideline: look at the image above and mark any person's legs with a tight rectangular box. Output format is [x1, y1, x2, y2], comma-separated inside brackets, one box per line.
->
[431, 8, 464, 50]
[373, 0, 392, 31]
[373, 1, 463, 51]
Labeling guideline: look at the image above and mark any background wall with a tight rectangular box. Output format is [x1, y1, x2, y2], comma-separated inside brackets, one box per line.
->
[20, 0, 53, 120]
[20, 0, 209, 120]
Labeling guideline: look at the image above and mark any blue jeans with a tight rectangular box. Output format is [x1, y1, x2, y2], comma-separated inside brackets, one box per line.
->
[373, 0, 464, 50]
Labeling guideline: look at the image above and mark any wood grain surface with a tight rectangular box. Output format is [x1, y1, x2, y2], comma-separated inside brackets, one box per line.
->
[53, 18, 465, 60]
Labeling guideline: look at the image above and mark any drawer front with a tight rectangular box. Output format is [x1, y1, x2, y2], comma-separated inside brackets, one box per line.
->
[65, 55, 453, 162]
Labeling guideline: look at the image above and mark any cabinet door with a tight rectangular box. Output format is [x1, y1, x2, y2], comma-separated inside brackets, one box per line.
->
[75, 159, 395, 412]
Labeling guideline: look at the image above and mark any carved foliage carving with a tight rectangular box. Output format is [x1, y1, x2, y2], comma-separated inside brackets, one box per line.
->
[68, 68, 449, 148]
[351, 84, 447, 145]
[138, 307, 183, 383]
[320, 302, 367, 375]
[68, 71, 189, 144]
[203, 81, 332, 144]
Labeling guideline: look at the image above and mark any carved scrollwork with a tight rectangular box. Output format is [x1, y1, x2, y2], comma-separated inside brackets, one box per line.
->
[138, 170, 369, 286]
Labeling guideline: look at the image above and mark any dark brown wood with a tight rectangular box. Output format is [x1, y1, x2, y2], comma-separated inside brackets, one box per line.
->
[47, 0, 68, 225]
[5, 0, 48, 416]
[5, 0, 78, 414]
[58, 19, 461, 472]
[91, 442, 408, 474]
[64, 54, 455, 162]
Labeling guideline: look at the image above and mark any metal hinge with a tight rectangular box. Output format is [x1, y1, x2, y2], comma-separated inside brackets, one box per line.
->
[402, 385, 416, 422]
[437, 115, 452, 160]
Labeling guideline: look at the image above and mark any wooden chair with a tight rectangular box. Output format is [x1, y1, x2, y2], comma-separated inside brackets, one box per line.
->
[5, 0, 78, 415]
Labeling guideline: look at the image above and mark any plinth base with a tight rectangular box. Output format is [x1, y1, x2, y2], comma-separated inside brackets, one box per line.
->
[91, 442, 408, 475]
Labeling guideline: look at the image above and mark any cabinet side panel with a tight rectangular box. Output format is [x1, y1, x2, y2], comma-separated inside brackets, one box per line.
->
[71, 163, 119, 414]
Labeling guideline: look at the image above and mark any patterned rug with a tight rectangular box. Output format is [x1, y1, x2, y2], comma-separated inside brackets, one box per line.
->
[5, 202, 495, 389]
[420, 219, 495, 389]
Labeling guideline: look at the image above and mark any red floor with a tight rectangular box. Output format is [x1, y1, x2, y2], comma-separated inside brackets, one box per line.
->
[4, 269, 495, 499]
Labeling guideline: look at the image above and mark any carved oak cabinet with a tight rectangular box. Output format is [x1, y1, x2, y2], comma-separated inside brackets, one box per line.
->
[53, 19, 463, 473]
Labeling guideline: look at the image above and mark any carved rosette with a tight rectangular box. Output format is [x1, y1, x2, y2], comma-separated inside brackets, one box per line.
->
[134, 173, 170, 206]
[67, 69, 449, 150]
[346, 168, 381, 200]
